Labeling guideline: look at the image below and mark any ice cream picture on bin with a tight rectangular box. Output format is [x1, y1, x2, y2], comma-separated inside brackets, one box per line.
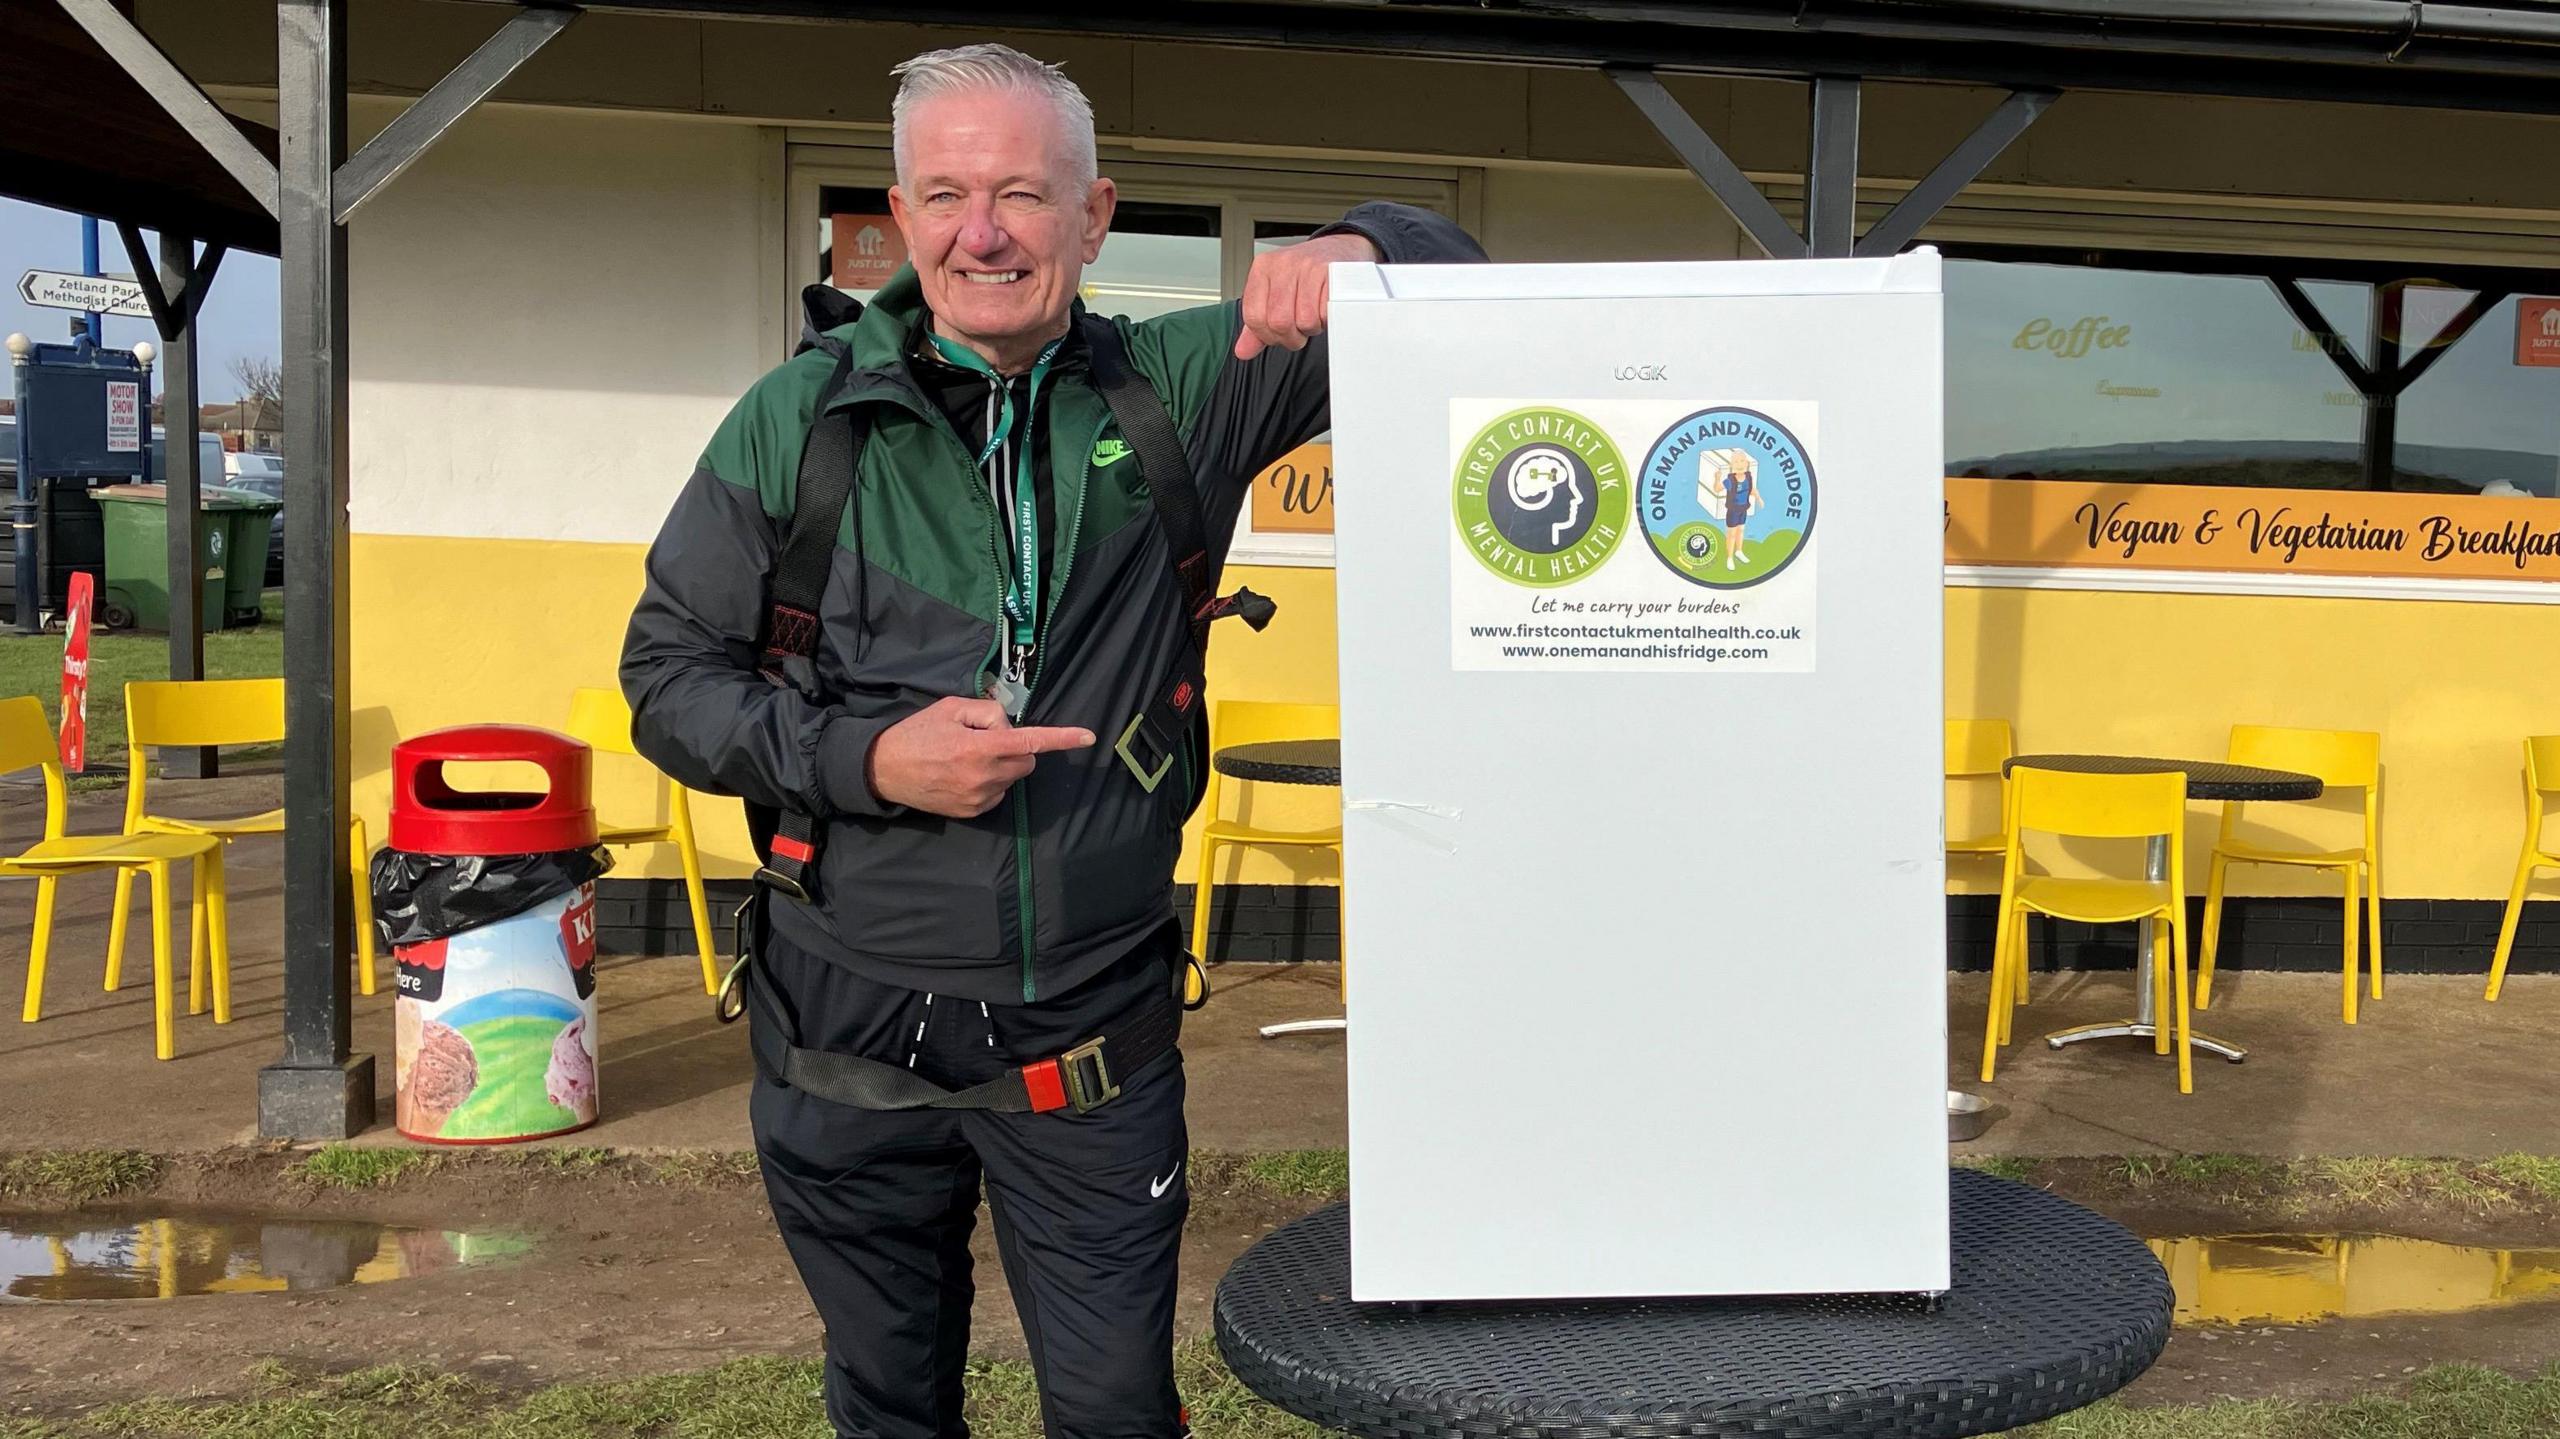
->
[546, 1016, 598, 1115]
[392, 883, 603, 1141]
[377, 725, 611, 1145]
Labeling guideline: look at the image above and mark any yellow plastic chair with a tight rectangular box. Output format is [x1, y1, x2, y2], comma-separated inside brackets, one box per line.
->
[1187, 701, 1344, 989]
[111, 679, 376, 1001]
[2196, 725, 2382, 1025]
[1948, 718, 2027, 1007]
[567, 686, 720, 995]
[1945, 718, 2015, 859]
[2485, 736, 2560, 1002]
[1982, 765, 2196, 1095]
[1, 695, 230, 1059]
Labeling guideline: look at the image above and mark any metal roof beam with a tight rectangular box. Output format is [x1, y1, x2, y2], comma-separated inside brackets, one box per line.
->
[53, 0, 280, 219]
[1856, 87, 2053, 258]
[1805, 75, 1861, 258]
[334, 5, 583, 225]
[1605, 66, 1804, 259]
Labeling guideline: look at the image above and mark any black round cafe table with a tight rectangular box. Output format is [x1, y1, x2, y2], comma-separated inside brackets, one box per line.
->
[1214, 1168, 2171, 1439]
[1213, 738, 1342, 787]
[2000, 754, 2322, 802]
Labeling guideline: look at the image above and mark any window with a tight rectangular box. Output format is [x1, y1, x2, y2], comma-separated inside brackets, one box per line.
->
[815, 186, 1221, 323]
[1948, 259, 2365, 489]
[789, 144, 1469, 565]
[1948, 255, 2560, 497]
[2396, 293, 2560, 497]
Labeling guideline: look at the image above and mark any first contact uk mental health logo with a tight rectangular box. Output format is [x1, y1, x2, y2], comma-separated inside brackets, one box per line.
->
[1451, 405, 1631, 588]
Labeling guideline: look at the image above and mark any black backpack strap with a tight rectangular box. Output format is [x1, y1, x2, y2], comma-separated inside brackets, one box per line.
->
[1078, 316, 1275, 796]
[754, 348, 867, 903]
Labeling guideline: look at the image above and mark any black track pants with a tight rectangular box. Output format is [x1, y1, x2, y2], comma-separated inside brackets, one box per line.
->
[748, 930, 1190, 1439]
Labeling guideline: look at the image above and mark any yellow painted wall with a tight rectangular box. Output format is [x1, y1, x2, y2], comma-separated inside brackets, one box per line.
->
[355, 533, 2551, 901]
[349, 536, 1346, 887]
[1947, 584, 2543, 900]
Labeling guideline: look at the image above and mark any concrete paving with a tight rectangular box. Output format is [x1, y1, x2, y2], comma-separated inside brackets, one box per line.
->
[3, 778, 2554, 1157]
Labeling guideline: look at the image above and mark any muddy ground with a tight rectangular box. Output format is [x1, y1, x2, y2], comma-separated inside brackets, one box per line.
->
[4, 1152, 2560, 1423]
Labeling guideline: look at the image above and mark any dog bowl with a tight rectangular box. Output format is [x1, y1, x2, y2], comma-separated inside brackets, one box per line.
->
[1947, 1090, 2005, 1143]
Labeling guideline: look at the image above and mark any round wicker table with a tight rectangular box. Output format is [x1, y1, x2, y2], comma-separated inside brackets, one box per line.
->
[1215, 1168, 2170, 1439]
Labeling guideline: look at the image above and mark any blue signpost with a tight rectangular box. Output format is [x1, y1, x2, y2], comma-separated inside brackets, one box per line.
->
[80, 218, 104, 346]
[5, 334, 152, 634]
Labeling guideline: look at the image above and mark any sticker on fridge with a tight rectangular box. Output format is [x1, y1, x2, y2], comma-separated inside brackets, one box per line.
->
[1448, 398, 1817, 673]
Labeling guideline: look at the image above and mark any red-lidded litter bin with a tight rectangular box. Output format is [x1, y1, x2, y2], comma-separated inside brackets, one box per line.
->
[372, 725, 612, 1143]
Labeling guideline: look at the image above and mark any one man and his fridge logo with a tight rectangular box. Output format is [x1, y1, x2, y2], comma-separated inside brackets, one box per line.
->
[1447, 399, 1818, 673]
[1637, 407, 1818, 590]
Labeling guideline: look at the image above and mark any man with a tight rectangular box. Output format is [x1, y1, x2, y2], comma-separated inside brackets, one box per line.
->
[621, 43, 1481, 1439]
[1705, 448, 1760, 569]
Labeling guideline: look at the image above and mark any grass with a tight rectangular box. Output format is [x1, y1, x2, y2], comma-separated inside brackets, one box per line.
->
[1963, 1152, 2560, 1217]
[14, 1353, 2560, 1438]
[1957, 1154, 2039, 1183]
[640, 1151, 763, 1187]
[2016, 1363, 2560, 1438]
[0, 1342, 1331, 1439]
[0, 589, 282, 775]
[186, 1145, 1355, 1200]
[1190, 1149, 1350, 1200]
[0, 1149, 160, 1206]
[289, 1145, 441, 1190]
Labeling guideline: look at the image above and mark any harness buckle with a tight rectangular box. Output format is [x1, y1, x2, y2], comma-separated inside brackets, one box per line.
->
[1114, 712, 1173, 793]
[753, 866, 810, 902]
[1059, 1036, 1120, 1114]
[715, 953, 751, 1024]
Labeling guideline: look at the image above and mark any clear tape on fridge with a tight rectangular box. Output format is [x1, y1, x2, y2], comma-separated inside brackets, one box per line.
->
[1345, 798, 1463, 854]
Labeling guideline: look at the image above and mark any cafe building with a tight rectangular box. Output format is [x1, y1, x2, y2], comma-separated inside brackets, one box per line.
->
[121, 0, 2560, 998]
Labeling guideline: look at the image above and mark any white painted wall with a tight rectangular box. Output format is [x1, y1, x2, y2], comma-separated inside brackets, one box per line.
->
[347, 101, 775, 545]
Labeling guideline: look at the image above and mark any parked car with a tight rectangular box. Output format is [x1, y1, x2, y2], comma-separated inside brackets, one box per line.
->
[224, 455, 286, 588]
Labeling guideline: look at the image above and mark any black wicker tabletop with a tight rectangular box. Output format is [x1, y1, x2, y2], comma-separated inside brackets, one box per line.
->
[2003, 753, 2323, 802]
[1214, 1168, 2171, 1439]
[1214, 739, 1343, 786]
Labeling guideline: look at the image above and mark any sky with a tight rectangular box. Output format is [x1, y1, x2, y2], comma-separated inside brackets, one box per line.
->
[0, 197, 280, 404]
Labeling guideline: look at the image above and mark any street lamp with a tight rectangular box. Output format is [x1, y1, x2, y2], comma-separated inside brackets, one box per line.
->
[9, 333, 37, 633]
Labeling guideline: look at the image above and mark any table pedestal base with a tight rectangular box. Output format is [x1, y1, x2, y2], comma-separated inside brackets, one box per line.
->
[2046, 1019, 2247, 1063]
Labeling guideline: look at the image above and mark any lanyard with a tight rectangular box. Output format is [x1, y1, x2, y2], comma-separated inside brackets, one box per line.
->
[931, 333, 1062, 679]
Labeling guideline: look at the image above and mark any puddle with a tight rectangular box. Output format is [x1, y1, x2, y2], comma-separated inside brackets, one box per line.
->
[2151, 1233, 2560, 1326]
[0, 1214, 531, 1301]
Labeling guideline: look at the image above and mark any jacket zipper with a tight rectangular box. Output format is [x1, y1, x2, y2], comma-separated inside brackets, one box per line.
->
[827, 381, 1021, 989]
[1029, 419, 1102, 686]
[1012, 401, 1106, 1001]
[834, 363, 1102, 1004]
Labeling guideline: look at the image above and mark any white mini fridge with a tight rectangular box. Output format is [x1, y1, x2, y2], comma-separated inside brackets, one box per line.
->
[1326, 252, 1949, 1301]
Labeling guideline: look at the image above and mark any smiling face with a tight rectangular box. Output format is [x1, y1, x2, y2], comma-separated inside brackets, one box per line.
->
[889, 86, 1115, 373]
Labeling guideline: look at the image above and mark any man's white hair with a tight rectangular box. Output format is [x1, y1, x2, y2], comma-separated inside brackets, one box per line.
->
[890, 44, 1098, 188]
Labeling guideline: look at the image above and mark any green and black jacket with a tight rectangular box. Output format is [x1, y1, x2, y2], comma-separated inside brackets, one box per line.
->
[621, 202, 1482, 1004]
